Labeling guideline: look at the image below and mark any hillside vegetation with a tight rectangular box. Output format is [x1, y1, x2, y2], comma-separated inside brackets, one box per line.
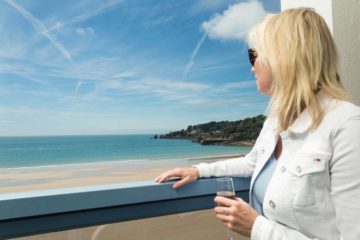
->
[159, 115, 266, 146]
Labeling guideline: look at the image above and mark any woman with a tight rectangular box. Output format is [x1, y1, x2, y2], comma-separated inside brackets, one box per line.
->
[155, 8, 360, 240]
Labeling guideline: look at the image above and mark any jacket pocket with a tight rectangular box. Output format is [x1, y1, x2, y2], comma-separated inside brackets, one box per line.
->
[287, 152, 330, 207]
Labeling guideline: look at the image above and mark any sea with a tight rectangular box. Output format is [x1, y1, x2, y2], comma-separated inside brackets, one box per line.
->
[0, 135, 252, 169]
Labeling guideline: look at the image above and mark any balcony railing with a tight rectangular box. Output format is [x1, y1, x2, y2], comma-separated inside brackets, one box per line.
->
[0, 177, 250, 239]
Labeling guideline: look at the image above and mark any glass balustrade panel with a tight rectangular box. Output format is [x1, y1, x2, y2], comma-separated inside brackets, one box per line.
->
[12, 209, 250, 240]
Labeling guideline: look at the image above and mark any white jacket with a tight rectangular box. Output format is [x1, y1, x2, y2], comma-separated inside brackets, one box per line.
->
[195, 93, 360, 240]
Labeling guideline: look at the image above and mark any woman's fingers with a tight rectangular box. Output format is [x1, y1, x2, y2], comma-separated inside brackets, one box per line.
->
[172, 176, 190, 189]
[216, 212, 232, 222]
[154, 172, 166, 182]
[214, 197, 258, 237]
[214, 196, 234, 207]
[154, 172, 168, 182]
[154, 167, 199, 188]
[154, 172, 172, 183]
[154, 168, 181, 183]
[214, 206, 230, 215]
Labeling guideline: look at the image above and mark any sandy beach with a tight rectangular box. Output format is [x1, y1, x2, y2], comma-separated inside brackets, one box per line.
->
[0, 154, 245, 194]
[2, 154, 249, 240]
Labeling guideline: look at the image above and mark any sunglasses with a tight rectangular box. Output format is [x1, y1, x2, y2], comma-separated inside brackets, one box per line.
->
[248, 48, 258, 66]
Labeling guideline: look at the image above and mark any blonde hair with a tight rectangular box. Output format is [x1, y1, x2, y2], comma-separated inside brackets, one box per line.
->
[248, 8, 350, 131]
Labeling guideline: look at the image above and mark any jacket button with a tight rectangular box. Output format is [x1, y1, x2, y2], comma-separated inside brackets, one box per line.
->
[281, 166, 286, 172]
[261, 149, 265, 154]
[288, 132, 296, 140]
[296, 166, 302, 173]
[269, 200, 276, 209]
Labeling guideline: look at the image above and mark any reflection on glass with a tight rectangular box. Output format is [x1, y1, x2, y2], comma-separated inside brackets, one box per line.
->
[12, 210, 249, 240]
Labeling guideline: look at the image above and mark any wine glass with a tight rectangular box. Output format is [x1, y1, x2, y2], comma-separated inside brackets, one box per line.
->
[216, 177, 235, 240]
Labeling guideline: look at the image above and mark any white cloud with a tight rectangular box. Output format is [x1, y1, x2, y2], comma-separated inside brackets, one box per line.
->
[201, 0, 267, 41]
[220, 80, 256, 90]
[191, 0, 239, 13]
[108, 78, 210, 94]
[3, 0, 73, 62]
[183, 32, 207, 80]
[75, 27, 95, 36]
[96, 77, 211, 106]
[111, 71, 136, 79]
[183, 1, 267, 81]
[46, 0, 124, 33]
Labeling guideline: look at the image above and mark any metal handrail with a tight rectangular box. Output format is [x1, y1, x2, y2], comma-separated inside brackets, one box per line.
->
[0, 177, 250, 239]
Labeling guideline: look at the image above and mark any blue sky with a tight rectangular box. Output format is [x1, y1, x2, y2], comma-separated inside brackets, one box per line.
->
[0, 0, 280, 136]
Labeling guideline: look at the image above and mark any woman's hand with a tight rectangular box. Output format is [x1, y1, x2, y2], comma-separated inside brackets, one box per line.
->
[214, 196, 258, 237]
[154, 167, 199, 189]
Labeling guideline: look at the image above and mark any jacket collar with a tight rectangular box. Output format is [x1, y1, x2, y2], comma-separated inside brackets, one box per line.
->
[268, 91, 335, 134]
[288, 91, 334, 134]
[287, 108, 312, 133]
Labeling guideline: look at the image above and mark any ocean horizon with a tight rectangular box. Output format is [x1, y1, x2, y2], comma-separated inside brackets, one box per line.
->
[0, 134, 251, 169]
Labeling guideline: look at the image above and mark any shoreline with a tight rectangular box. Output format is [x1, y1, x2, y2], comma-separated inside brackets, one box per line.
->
[0, 159, 151, 171]
[187, 153, 245, 165]
[0, 153, 248, 171]
[0, 153, 248, 194]
[161, 136, 255, 147]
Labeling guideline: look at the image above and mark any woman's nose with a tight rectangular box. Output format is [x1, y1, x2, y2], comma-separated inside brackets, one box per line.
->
[251, 66, 255, 72]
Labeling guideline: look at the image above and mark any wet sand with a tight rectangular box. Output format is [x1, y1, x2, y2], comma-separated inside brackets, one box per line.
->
[0, 154, 245, 194]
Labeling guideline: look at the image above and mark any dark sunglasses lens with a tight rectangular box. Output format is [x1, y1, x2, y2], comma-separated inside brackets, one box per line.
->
[248, 49, 257, 66]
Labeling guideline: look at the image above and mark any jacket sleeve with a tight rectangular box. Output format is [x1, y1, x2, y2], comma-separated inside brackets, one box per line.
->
[194, 119, 270, 178]
[329, 115, 360, 239]
[194, 144, 257, 178]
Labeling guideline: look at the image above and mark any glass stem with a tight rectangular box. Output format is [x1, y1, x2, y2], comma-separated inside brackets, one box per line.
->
[227, 228, 232, 240]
